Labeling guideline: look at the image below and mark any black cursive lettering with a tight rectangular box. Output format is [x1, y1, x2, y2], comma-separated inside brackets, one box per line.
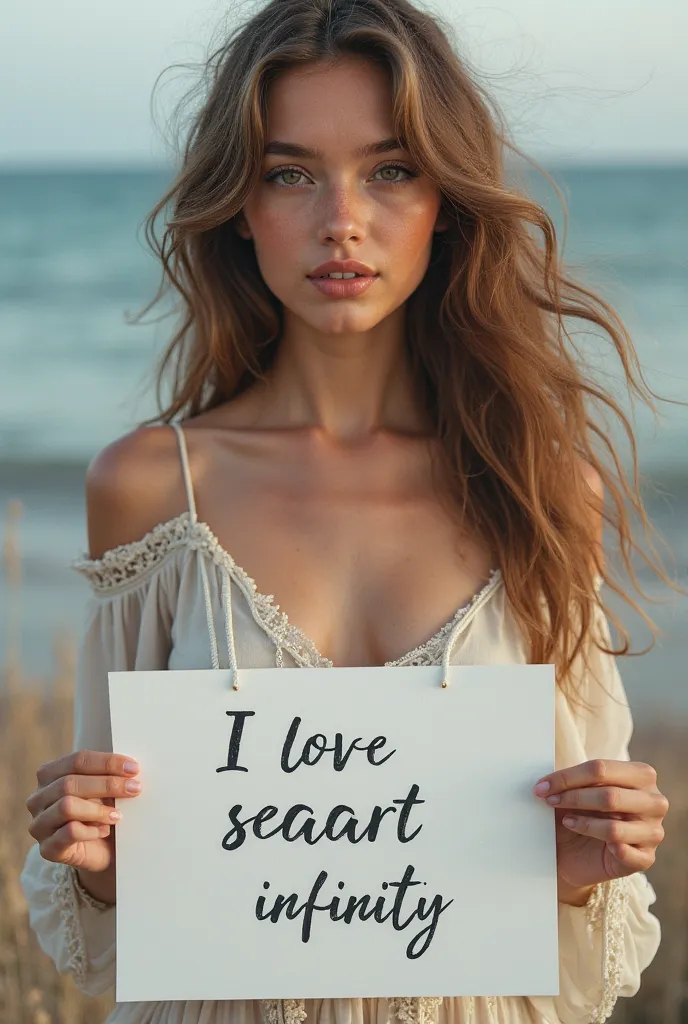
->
[255, 866, 453, 958]
[216, 711, 255, 774]
[280, 717, 396, 773]
[221, 787, 423, 850]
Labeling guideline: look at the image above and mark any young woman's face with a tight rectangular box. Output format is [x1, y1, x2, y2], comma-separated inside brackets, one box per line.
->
[236, 56, 446, 337]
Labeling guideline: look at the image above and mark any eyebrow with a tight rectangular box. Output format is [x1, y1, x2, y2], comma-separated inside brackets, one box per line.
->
[263, 137, 405, 160]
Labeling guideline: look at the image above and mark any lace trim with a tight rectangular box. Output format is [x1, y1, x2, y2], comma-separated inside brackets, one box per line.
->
[261, 1000, 308, 1024]
[50, 864, 113, 990]
[260, 996, 500, 1024]
[72, 512, 503, 670]
[50, 864, 88, 988]
[387, 997, 443, 1024]
[70, 864, 113, 912]
[385, 568, 502, 667]
[71, 512, 191, 591]
[585, 876, 631, 1023]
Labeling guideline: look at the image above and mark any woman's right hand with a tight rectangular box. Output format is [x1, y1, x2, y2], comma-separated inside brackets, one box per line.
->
[26, 750, 142, 874]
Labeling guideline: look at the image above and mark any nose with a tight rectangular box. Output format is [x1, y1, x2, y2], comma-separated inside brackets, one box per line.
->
[319, 184, 366, 245]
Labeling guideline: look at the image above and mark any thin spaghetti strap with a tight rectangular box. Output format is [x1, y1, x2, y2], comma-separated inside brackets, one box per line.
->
[171, 422, 198, 525]
[170, 422, 221, 668]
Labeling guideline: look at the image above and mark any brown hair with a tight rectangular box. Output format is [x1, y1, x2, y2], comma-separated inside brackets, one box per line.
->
[133, 0, 684, 701]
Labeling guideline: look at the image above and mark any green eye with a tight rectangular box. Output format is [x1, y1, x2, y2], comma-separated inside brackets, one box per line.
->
[265, 162, 419, 188]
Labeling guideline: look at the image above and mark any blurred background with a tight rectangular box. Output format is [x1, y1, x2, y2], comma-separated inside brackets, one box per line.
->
[1, 1, 686, 1022]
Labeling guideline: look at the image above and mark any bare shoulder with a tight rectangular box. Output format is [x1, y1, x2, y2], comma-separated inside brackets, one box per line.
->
[578, 458, 604, 502]
[576, 456, 605, 572]
[577, 457, 604, 529]
[85, 424, 184, 559]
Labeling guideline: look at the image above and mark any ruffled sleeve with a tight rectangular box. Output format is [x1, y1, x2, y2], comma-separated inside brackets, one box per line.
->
[534, 588, 662, 1024]
[20, 565, 174, 996]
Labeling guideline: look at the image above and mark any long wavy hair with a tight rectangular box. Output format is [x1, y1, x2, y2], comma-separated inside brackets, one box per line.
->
[132, 0, 683, 701]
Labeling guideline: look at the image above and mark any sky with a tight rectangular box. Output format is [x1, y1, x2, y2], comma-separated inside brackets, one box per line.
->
[1, 0, 686, 167]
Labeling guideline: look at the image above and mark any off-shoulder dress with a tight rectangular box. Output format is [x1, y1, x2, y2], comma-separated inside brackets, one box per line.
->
[20, 423, 661, 1024]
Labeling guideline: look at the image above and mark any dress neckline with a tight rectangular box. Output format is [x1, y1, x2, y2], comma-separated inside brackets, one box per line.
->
[72, 511, 504, 669]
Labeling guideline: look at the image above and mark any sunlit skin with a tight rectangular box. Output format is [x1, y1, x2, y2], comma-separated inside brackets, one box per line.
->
[24, 56, 667, 910]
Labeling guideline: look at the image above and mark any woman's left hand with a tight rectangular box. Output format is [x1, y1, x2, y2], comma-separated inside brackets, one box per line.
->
[533, 759, 669, 893]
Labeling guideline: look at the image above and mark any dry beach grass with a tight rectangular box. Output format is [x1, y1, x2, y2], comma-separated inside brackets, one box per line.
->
[1, 500, 686, 1023]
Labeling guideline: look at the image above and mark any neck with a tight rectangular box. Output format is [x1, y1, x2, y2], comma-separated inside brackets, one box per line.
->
[256, 310, 428, 442]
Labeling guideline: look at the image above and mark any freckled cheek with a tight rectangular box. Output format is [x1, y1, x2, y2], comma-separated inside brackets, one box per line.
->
[381, 210, 438, 277]
[250, 211, 310, 279]
[376, 194, 437, 241]
[395, 217, 435, 255]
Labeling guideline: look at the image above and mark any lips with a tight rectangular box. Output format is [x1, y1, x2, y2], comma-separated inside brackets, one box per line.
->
[308, 259, 377, 278]
[313, 273, 367, 278]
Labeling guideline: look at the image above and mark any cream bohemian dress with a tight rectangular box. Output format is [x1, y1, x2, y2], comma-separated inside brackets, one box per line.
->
[21, 423, 661, 1024]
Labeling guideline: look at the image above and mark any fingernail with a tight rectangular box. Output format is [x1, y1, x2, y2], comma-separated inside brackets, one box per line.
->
[562, 816, 577, 828]
[533, 781, 550, 795]
[109, 810, 121, 821]
[125, 779, 141, 793]
[546, 794, 561, 805]
[123, 760, 139, 775]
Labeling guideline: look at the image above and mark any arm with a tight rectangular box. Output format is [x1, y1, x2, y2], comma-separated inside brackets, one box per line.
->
[20, 430, 176, 996]
[20, 584, 159, 996]
[550, 628, 663, 1024]
[538, 467, 662, 1021]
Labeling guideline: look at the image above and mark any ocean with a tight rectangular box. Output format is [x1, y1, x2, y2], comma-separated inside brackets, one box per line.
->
[0, 165, 686, 717]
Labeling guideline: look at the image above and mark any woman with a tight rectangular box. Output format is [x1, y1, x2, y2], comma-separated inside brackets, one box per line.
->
[20, 0, 674, 1022]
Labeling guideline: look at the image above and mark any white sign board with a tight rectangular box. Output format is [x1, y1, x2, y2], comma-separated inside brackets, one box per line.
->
[108, 665, 558, 1003]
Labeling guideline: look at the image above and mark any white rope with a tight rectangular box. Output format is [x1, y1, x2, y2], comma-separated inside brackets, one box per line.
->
[440, 612, 465, 688]
[221, 565, 239, 688]
[199, 555, 220, 670]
